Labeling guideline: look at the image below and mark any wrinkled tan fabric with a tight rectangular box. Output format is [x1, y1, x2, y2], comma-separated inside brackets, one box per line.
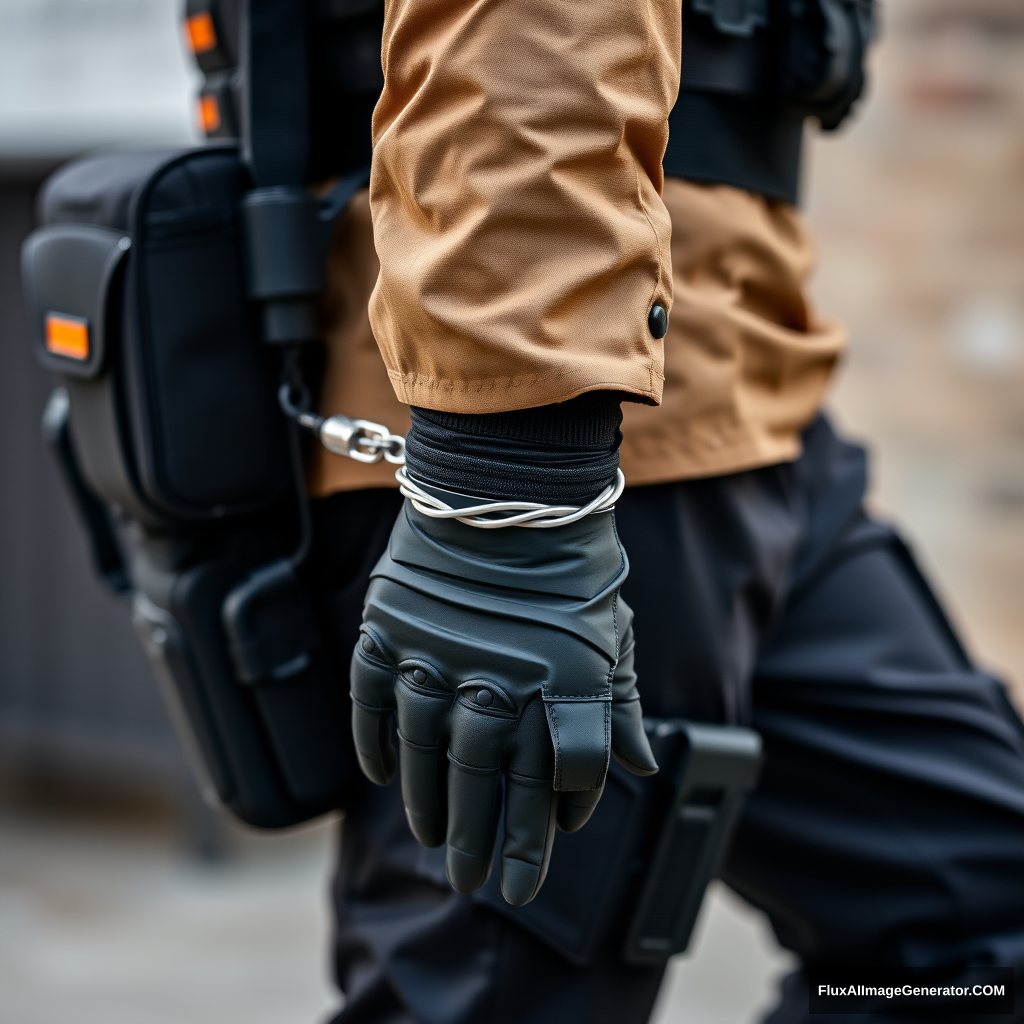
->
[619, 179, 846, 483]
[310, 181, 846, 495]
[309, 190, 410, 497]
[366, 0, 681, 412]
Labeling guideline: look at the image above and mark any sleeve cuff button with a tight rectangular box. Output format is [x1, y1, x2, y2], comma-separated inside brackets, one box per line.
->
[648, 304, 669, 339]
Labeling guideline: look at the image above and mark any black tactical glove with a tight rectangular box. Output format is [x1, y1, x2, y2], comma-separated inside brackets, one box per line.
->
[350, 494, 657, 906]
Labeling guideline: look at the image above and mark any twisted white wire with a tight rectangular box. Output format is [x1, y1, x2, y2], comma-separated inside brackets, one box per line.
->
[396, 467, 626, 529]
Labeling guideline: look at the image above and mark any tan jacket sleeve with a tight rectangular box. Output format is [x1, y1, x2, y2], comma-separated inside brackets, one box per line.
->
[368, 0, 681, 413]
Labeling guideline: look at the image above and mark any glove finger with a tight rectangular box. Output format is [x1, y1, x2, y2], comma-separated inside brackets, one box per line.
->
[351, 702, 396, 786]
[545, 698, 611, 792]
[556, 785, 604, 833]
[611, 698, 658, 776]
[395, 664, 453, 847]
[446, 761, 501, 893]
[609, 614, 658, 776]
[350, 630, 398, 786]
[501, 774, 557, 906]
[445, 684, 518, 894]
[500, 696, 557, 905]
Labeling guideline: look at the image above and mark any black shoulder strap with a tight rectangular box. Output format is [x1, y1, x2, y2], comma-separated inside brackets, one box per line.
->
[242, 0, 310, 187]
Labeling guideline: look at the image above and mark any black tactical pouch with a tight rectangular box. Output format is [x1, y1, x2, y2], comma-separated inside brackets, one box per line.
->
[667, 0, 875, 203]
[621, 721, 762, 964]
[23, 146, 291, 527]
[22, 146, 355, 828]
[131, 535, 356, 827]
[679, 0, 875, 131]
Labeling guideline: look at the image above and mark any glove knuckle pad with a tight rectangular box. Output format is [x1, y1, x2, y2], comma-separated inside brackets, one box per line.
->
[351, 635, 397, 710]
[448, 698, 517, 770]
[395, 661, 453, 746]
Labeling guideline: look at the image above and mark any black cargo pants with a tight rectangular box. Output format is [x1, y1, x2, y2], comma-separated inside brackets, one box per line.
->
[307, 417, 1024, 1024]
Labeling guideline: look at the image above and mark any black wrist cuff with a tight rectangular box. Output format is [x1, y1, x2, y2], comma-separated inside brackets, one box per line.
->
[404, 392, 623, 504]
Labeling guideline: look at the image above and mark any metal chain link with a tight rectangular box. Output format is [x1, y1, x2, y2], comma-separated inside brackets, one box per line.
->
[317, 414, 406, 465]
[278, 382, 406, 465]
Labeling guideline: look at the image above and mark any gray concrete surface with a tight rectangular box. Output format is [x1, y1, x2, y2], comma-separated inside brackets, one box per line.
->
[0, 797, 793, 1024]
[651, 885, 796, 1024]
[0, 802, 338, 1024]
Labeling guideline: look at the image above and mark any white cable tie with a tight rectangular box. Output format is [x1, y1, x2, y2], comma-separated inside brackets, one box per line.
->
[396, 467, 626, 529]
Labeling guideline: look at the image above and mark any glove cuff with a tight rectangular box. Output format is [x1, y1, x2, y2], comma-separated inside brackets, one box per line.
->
[405, 391, 622, 504]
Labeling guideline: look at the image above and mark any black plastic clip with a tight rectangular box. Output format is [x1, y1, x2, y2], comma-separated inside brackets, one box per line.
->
[622, 719, 762, 964]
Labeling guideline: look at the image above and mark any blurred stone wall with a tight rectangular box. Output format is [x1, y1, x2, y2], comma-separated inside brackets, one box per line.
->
[804, 0, 1024, 707]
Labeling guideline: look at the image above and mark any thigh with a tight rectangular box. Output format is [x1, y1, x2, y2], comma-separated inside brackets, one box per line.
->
[615, 460, 801, 724]
[725, 519, 1024, 984]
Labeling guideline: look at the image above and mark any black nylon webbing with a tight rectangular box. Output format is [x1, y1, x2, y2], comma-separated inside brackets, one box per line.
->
[665, 92, 805, 205]
[243, 0, 310, 186]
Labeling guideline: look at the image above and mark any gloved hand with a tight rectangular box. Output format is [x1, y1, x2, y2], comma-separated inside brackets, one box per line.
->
[350, 495, 658, 906]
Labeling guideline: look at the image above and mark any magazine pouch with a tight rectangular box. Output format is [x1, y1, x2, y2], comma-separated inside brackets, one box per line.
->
[223, 559, 355, 808]
[131, 540, 354, 828]
[23, 147, 354, 829]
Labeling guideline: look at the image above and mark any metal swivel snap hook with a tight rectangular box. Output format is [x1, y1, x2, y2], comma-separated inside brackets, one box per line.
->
[318, 415, 406, 465]
[278, 383, 406, 465]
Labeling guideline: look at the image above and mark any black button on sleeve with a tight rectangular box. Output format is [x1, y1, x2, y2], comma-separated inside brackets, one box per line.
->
[648, 304, 669, 339]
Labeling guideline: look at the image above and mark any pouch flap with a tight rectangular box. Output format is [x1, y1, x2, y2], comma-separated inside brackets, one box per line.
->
[222, 559, 322, 683]
[38, 149, 178, 230]
[22, 223, 129, 379]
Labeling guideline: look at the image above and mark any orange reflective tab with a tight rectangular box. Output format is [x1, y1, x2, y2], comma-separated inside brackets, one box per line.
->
[186, 11, 217, 54]
[198, 94, 221, 134]
[45, 313, 90, 360]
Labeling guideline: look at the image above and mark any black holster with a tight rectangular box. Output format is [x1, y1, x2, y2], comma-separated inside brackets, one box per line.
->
[462, 719, 763, 967]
